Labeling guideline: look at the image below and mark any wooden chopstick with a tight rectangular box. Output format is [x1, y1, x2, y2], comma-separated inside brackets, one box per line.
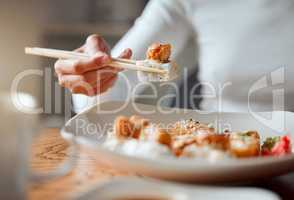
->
[114, 57, 136, 64]
[25, 47, 166, 74]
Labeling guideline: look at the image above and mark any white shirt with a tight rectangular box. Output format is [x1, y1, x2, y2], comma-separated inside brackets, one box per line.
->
[73, 0, 294, 113]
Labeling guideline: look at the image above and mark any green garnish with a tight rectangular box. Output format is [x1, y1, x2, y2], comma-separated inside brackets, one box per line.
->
[262, 136, 280, 150]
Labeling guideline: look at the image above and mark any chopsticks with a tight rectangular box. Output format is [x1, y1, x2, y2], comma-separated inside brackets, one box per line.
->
[25, 47, 167, 74]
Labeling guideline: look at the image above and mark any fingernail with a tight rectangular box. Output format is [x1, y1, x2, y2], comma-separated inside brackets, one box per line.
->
[120, 48, 132, 58]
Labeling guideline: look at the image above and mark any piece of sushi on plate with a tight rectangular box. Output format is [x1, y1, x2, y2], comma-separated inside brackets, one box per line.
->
[102, 115, 292, 162]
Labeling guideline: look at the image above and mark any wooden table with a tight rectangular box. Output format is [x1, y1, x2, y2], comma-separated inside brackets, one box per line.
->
[29, 128, 294, 200]
[29, 128, 132, 199]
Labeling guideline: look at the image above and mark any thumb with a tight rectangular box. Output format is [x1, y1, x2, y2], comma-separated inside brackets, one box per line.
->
[113, 48, 133, 72]
[119, 48, 132, 59]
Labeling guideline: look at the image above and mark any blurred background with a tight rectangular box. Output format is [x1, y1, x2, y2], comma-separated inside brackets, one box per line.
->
[0, 0, 198, 127]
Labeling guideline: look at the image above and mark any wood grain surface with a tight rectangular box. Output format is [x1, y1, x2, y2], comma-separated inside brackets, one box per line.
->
[29, 128, 132, 200]
[29, 129, 294, 200]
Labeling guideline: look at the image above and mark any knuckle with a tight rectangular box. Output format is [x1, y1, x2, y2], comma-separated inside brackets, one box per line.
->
[86, 34, 101, 44]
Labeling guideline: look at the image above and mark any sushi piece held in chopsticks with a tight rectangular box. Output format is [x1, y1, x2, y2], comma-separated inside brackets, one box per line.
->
[25, 44, 179, 83]
[137, 43, 179, 82]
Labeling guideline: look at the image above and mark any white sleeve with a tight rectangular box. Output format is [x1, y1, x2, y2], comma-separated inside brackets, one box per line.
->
[112, 0, 192, 59]
[76, 0, 193, 108]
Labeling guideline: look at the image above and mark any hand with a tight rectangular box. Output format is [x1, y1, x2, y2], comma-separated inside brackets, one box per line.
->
[55, 34, 132, 96]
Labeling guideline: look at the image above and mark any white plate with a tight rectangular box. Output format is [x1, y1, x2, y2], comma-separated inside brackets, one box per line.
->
[73, 177, 280, 200]
[61, 101, 294, 183]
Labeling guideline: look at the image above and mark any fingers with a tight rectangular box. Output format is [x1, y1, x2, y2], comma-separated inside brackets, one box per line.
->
[58, 74, 85, 88]
[119, 48, 132, 59]
[54, 34, 133, 96]
[58, 68, 118, 96]
[55, 52, 111, 74]
[111, 48, 133, 72]
[55, 34, 111, 75]
[94, 75, 118, 95]
[85, 34, 110, 55]
[69, 75, 117, 96]
[58, 67, 116, 87]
